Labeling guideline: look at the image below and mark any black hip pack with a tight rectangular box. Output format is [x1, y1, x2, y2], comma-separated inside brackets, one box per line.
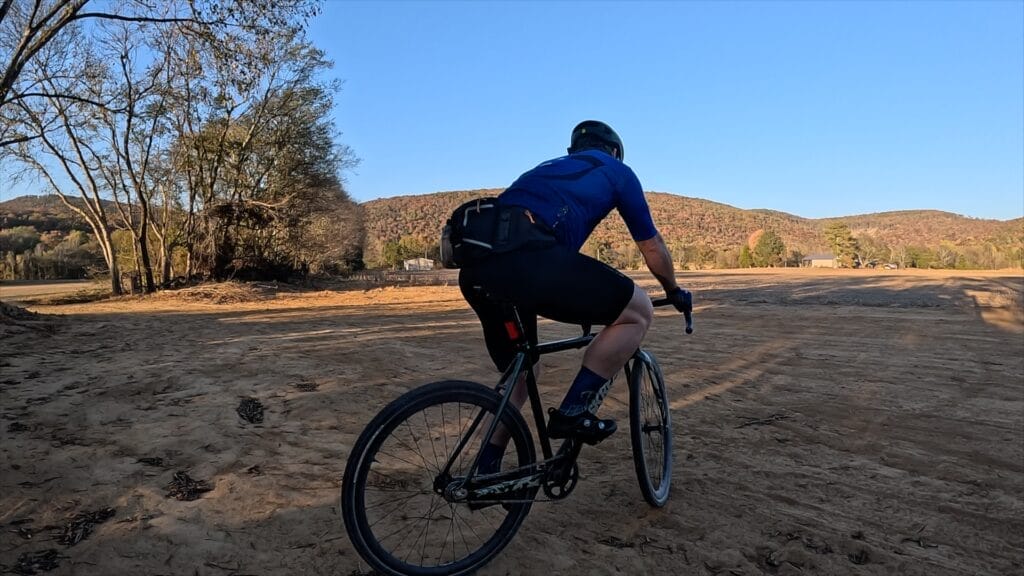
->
[440, 198, 557, 269]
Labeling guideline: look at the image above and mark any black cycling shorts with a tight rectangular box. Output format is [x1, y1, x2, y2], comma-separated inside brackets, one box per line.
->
[459, 245, 635, 371]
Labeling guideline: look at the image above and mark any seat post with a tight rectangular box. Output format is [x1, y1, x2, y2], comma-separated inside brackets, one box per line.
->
[499, 301, 529, 352]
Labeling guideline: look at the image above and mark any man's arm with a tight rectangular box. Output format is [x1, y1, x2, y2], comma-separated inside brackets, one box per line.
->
[636, 234, 679, 294]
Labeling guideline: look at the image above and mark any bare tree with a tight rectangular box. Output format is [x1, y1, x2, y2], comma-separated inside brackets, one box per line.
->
[90, 19, 173, 293]
[145, 148, 184, 284]
[7, 23, 126, 294]
[165, 24, 358, 279]
[3, 0, 326, 291]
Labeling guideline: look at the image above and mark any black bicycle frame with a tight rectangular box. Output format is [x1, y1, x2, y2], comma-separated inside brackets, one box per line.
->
[440, 297, 681, 493]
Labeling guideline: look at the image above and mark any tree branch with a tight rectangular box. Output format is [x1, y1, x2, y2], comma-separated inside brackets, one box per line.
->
[0, 133, 43, 148]
[4, 91, 126, 111]
[0, 0, 88, 106]
[70, 12, 226, 27]
[0, 0, 13, 25]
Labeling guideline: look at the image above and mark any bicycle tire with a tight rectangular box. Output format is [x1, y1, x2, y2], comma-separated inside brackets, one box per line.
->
[342, 380, 536, 576]
[628, 350, 673, 507]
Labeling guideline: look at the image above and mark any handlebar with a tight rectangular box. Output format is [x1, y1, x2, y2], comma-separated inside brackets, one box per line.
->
[651, 294, 694, 334]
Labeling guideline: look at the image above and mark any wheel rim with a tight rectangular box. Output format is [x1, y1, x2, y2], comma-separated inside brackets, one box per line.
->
[640, 365, 667, 491]
[350, 393, 531, 575]
[632, 356, 672, 506]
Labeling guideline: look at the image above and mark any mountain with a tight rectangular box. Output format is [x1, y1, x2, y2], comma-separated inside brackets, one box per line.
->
[821, 210, 1023, 248]
[362, 189, 505, 266]
[363, 190, 1022, 268]
[0, 194, 96, 233]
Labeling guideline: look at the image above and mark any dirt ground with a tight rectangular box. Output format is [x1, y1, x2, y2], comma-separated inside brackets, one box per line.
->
[1, 269, 1022, 576]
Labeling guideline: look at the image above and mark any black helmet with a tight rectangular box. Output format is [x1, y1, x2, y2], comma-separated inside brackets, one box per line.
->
[568, 120, 624, 161]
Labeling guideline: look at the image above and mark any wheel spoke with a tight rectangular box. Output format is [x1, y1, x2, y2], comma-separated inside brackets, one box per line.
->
[343, 381, 534, 574]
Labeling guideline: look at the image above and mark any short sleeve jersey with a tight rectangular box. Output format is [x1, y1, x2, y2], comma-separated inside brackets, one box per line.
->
[498, 150, 658, 252]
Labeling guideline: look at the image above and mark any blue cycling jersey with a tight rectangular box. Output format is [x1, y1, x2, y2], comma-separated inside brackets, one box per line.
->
[498, 150, 658, 252]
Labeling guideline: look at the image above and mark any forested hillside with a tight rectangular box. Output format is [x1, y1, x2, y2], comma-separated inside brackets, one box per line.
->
[362, 190, 1022, 270]
[0, 196, 103, 279]
[362, 190, 504, 267]
[0, 195, 95, 233]
[823, 210, 1022, 248]
[3, 191, 1021, 279]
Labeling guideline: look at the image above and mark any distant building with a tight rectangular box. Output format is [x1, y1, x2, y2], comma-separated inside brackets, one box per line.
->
[403, 257, 434, 271]
[802, 253, 837, 268]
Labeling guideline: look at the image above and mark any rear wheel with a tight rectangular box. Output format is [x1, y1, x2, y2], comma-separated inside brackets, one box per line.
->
[342, 380, 535, 576]
[628, 351, 673, 507]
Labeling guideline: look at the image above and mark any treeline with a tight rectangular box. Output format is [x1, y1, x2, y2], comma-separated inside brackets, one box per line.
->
[0, 227, 103, 280]
[1, 0, 363, 293]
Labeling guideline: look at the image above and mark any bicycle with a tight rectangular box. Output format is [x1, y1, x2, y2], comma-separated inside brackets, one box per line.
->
[341, 292, 694, 576]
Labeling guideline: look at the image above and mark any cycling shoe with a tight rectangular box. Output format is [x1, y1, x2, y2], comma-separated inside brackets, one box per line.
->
[547, 408, 616, 445]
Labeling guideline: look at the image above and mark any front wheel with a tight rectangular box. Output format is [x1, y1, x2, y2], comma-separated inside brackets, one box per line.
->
[628, 350, 673, 507]
[342, 380, 536, 576]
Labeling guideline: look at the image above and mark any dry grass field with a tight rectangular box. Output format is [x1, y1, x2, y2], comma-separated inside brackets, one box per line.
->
[1, 269, 1022, 576]
[0, 281, 103, 302]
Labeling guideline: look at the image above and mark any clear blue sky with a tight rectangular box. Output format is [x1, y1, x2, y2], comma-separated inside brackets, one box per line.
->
[309, 0, 1023, 220]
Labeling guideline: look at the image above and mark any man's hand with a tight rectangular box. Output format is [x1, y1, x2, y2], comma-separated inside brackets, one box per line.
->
[666, 287, 692, 314]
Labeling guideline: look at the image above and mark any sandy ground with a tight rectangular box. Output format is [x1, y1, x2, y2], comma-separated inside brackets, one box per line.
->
[1, 269, 1022, 576]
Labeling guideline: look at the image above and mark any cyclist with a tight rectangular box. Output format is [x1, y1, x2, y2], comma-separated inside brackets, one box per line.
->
[459, 120, 691, 473]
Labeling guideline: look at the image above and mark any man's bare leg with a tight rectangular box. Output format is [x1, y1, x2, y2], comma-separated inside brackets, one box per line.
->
[548, 285, 652, 442]
[581, 284, 653, 378]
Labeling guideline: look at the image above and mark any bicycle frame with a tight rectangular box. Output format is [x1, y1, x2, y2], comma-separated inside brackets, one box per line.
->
[429, 305, 590, 501]
[439, 298, 677, 502]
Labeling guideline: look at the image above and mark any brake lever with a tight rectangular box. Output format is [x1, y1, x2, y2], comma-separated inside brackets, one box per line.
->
[650, 296, 694, 335]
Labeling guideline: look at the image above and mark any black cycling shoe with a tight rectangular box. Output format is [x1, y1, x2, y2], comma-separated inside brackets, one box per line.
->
[547, 408, 617, 445]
